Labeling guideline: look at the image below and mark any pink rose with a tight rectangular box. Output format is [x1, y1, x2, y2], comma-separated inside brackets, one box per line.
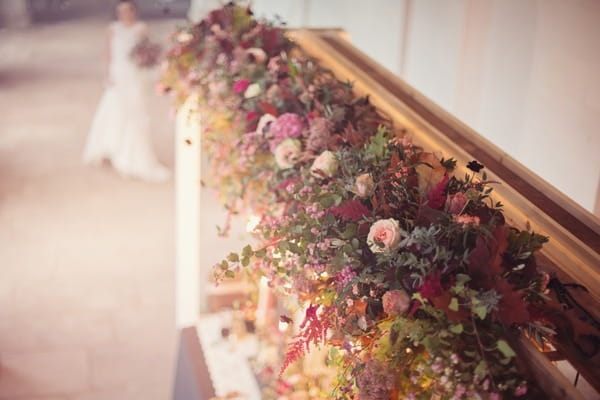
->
[453, 214, 480, 226]
[273, 138, 301, 169]
[306, 117, 332, 152]
[367, 219, 401, 253]
[382, 289, 410, 315]
[233, 79, 250, 94]
[446, 192, 469, 215]
[354, 173, 375, 198]
[310, 151, 338, 178]
[269, 113, 305, 151]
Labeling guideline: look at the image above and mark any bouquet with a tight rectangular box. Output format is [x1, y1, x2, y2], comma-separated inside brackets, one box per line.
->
[130, 38, 162, 68]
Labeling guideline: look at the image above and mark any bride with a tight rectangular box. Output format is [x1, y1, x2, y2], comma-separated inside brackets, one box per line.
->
[83, 0, 169, 182]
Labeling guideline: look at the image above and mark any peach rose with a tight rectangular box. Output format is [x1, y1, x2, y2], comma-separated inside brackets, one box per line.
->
[274, 138, 301, 169]
[354, 173, 375, 198]
[446, 192, 469, 215]
[367, 218, 401, 253]
[382, 289, 411, 315]
[453, 214, 480, 226]
[310, 151, 338, 178]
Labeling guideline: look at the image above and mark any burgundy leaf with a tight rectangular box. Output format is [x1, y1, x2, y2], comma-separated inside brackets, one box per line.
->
[330, 199, 370, 222]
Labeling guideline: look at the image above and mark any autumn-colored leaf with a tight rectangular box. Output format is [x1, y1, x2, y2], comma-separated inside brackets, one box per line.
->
[467, 226, 509, 289]
[343, 124, 366, 147]
[494, 280, 529, 326]
[415, 152, 446, 194]
[388, 151, 401, 170]
[330, 199, 370, 222]
[347, 300, 368, 317]
[259, 101, 279, 117]
[431, 291, 469, 322]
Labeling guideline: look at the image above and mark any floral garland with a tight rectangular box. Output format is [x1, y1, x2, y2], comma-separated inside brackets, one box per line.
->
[160, 4, 562, 399]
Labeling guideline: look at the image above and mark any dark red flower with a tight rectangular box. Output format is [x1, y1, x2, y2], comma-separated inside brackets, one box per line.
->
[467, 160, 484, 172]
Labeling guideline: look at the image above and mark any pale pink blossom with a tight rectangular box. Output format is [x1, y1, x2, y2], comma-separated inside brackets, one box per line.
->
[273, 138, 301, 169]
[446, 192, 469, 215]
[453, 214, 480, 226]
[367, 219, 401, 253]
[382, 289, 410, 315]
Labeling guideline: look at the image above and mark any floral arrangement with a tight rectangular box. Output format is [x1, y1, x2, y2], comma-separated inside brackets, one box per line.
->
[131, 38, 162, 68]
[159, 4, 596, 400]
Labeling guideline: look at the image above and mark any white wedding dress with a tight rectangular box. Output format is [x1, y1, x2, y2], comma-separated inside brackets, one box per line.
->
[83, 21, 169, 182]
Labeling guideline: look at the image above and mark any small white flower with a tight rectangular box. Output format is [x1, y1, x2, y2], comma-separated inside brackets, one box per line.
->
[244, 83, 262, 99]
[310, 151, 338, 178]
[176, 31, 193, 43]
[256, 113, 276, 135]
[245, 47, 268, 64]
[273, 138, 301, 169]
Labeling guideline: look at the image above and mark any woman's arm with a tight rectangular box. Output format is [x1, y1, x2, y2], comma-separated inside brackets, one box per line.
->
[139, 22, 149, 41]
[105, 25, 113, 85]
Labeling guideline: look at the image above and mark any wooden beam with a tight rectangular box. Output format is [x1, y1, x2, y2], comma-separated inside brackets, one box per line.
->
[287, 29, 600, 303]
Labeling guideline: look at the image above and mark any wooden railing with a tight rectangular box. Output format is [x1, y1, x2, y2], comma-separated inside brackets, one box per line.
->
[287, 28, 600, 399]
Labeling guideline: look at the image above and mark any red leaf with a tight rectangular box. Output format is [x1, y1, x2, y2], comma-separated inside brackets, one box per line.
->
[426, 174, 448, 210]
[259, 101, 279, 117]
[467, 226, 508, 289]
[279, 339, 305, 378]
[494, 280, 530, 326]
[279, 305, 333, 377]
[388, 151, 401, 170]
[329, 199, 371, 222]
[419, 270, 444, 300]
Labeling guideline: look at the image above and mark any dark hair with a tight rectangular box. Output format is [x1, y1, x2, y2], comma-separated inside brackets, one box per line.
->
[117, 0, 137, 8]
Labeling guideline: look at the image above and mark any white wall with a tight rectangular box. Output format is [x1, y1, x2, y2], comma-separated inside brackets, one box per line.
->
[251, 0, 406, 75]
[189, 0, 600, 212]
[403, 0, 600, 213]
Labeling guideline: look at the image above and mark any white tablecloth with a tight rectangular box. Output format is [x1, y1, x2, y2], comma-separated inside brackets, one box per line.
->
[196, 312, 261, 400]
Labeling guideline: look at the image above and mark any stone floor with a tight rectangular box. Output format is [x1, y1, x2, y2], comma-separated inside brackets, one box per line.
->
[0, 17, 178, 400]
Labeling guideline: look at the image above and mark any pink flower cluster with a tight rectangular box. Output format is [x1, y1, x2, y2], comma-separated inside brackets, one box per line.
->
[335, 265, 357, 290]
[268, 113, 305, 151]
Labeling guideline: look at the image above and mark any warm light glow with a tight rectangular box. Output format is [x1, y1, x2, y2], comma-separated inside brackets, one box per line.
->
[278, 320, 290, 332]
[246, 214, 261, 233]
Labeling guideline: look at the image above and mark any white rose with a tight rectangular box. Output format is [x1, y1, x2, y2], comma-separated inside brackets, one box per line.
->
[367, 219, 401, 253]
[244, 83, 262, 99]
[246, 47, 268, 64]
[354, 173, 375, 198]
[310, 151, 338, 178]
[274, 138, 301, 169]
[256, 113, 276, 135]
